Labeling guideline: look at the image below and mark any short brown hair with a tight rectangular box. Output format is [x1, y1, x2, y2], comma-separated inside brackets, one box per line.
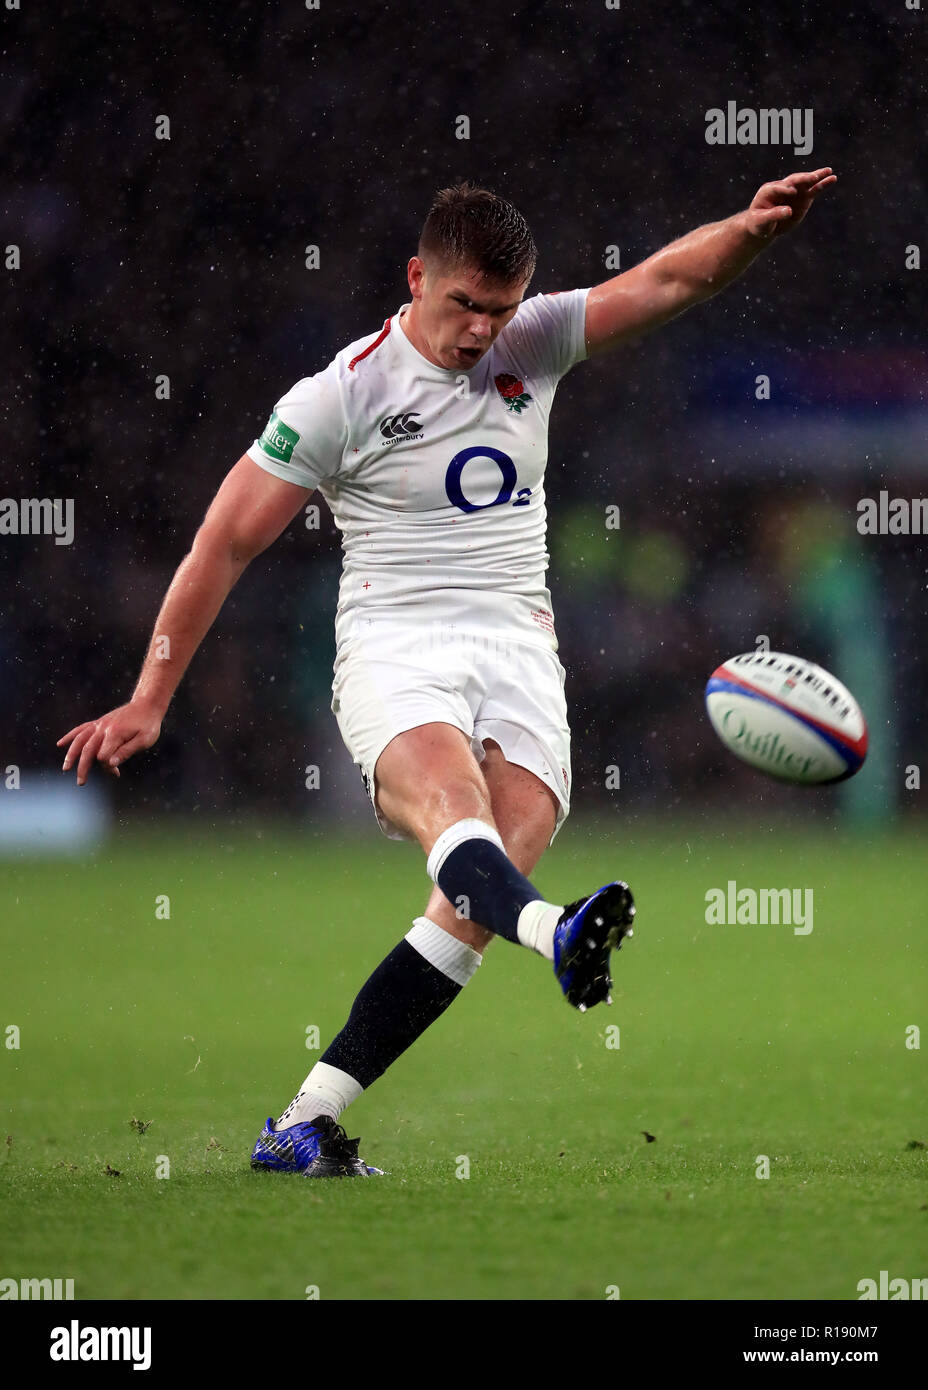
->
[418, 182, 537, 286]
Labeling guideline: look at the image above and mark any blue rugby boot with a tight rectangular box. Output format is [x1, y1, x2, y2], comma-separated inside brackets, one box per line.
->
[553, 881, 636, 1011]
[250, 1114, 384, 1177]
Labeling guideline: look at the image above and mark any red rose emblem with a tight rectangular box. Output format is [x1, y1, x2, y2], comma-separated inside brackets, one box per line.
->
[495, 373, 524, 399]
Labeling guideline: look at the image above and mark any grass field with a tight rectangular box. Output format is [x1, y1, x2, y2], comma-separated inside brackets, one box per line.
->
[1, 817, 925, 1301]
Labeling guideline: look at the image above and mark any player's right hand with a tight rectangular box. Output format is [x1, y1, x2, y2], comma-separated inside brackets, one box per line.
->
[57, 699, 163, 785]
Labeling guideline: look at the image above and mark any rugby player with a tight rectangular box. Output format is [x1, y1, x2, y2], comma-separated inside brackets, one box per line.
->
[58, 170, 836, 1176]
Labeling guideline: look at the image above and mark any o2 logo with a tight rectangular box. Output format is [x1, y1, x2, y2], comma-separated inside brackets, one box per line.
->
[444, 446, 531, 514]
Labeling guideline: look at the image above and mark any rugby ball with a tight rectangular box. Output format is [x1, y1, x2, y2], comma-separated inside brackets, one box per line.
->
[705, 651, 868, 785]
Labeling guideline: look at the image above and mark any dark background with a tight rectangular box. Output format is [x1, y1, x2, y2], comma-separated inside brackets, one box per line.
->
[2, 0, 925, 832]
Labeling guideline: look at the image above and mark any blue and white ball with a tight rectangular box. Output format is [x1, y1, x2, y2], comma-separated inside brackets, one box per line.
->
[705, 651, 868, 785]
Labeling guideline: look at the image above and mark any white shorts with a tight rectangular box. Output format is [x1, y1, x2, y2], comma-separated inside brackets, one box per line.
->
[330, 622, 572, 844]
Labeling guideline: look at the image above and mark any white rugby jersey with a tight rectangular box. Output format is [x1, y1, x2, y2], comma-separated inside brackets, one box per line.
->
[246, 286, 590, 653]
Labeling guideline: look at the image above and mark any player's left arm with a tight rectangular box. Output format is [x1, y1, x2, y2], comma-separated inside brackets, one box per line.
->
[584, 168, 837, 357]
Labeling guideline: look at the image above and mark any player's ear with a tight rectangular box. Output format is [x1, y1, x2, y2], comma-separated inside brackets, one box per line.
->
[407, 256, 426, 300]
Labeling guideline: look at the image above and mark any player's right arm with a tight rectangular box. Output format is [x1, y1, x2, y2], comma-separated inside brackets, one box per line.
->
[58, 455, 313, 785]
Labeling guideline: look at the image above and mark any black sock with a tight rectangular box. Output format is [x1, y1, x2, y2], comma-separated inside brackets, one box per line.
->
[431, 834, 542, 944]
[320, 939, 463, 1089]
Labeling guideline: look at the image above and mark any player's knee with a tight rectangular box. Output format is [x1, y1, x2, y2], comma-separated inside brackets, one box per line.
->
[376, 727, 493, 847]
[404, 774, 493, 852]
[434, 772, 492, 828]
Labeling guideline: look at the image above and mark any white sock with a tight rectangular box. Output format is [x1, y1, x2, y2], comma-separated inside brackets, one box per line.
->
[406, 916, 483, 984]
[516, 899, 563, 960]
[275, 1061, 362, 1130]
[425, 817, 504, 881]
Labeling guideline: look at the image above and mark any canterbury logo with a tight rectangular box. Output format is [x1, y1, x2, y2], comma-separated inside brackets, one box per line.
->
[379, 412, 422, 439]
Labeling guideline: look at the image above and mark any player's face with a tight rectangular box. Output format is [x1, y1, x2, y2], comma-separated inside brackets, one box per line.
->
[408, 258, 530, 370]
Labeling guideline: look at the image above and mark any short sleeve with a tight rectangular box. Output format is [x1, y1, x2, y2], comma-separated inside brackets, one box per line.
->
[246, 360, 346, 490]
[501, 287, 590, 384]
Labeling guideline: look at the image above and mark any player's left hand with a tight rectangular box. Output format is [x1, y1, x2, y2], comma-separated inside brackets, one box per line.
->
[743, 168, 837, 240]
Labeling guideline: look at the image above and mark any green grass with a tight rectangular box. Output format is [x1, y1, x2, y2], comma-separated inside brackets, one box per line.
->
[1, 818, 926, 1300]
